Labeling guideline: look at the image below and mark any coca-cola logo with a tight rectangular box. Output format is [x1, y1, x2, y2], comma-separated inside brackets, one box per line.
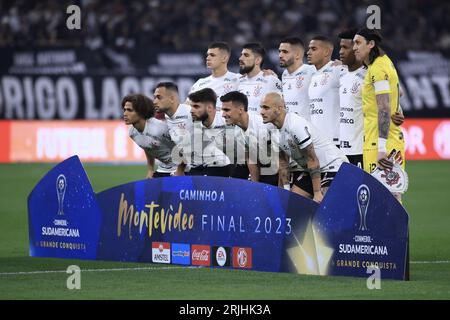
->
[192, 249, 209, 261]
[191, 245, 211, 266]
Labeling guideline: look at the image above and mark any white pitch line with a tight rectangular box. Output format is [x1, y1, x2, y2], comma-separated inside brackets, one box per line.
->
[410, 260, 450, 264]
[0, 261, 448, 276]
[0, 266, 200, 276]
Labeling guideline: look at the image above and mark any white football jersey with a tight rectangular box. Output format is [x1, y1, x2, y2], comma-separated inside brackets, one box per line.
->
[129, 118, 177, 173]
[193, 112, 231, 167]
[234, 113, 276, 165]
[190, 71, 240, 110]
[278, 113, 347, 172]
[339, 66, 366, 155]
[308, 61, 344, 145]
[238, 71, 283, 115]
[165, 104, 193, 166]
[282, 64, 316, 120]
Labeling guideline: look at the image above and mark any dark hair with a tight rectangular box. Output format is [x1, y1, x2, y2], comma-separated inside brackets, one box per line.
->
[280, 36, 305, 50]
[121, 93, 155, 119]
[188, 88, 217, 106]
[155, 81, 179, 93]
[356, 28, 384, 65]
[311, 35, 334, 47]
[220, 91, 248, 111]
[243, 42, 266, 67]
[338, 28, 358, 40]
[208, 41, 230, 54]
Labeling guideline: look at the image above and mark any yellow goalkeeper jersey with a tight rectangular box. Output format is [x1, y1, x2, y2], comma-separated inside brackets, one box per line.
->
[362, 54, 403, 149]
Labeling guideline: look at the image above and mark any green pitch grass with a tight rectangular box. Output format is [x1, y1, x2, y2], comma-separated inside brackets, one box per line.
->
[0, 161, 449, 299]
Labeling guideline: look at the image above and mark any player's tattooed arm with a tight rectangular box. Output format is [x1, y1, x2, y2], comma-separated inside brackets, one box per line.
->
[376, 93, 394, 169]
[277, 150, 290, 187]
[376, 93, 391, 139]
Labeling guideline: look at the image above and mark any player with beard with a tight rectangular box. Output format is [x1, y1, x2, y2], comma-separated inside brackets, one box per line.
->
[279, 36, 317, 187]
[153, 82, 192, 175]
[187, 88, 232, 177]
[237, 42, 283, 186]
[279, 36, 316, 120]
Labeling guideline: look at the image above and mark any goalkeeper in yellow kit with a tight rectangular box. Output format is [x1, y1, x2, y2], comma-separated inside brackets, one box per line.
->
[353, 28, 406, 201]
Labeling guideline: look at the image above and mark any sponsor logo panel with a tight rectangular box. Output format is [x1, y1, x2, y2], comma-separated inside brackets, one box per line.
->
[172, 243, 191, 265]
[152, 242, 171, 264]
[191, 244, 210, 266]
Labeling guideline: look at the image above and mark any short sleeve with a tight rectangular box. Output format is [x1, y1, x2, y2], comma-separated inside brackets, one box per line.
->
[370, 62, 391, 95]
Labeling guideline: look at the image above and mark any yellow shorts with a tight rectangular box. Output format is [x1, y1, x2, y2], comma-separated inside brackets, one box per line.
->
[363, 143, 405, 174]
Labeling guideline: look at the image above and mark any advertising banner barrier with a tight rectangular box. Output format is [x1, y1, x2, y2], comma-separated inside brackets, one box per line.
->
[1, 48, 450, 120]
[28, 156, 410, 280]
[1, 119, 449, 163]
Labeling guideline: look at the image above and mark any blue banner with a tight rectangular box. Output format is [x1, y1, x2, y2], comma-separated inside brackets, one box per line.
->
[28, 157, 409, 280]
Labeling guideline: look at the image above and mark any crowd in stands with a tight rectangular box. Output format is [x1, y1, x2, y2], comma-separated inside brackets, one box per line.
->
[1, 0, 449, 51]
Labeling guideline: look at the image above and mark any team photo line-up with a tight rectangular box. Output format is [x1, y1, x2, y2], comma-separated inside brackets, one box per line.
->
[122, 27, 406, 204]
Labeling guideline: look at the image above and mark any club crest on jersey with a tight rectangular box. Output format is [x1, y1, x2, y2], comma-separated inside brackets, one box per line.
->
[320, 73, 329, 86]
[253, 85, 262, 97]
[223, 83, 234, 94]
[296, 76, 304, 88]
[351, 81, 360, 95]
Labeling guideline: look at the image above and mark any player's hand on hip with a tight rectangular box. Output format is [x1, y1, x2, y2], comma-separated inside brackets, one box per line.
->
[377, 151, 394, 170]
[391, 112, 405, 126]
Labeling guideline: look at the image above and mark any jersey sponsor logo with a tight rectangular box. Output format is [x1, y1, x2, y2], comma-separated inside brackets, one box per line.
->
[340, 118, 355, 124]
[152, 242, 171, 264]
[232, 247, 252, 268]
[212, 246, 231, 267]
[340, 140, 353, 148]
[311, 108, 323, 115]
[191, 245, 211, 266]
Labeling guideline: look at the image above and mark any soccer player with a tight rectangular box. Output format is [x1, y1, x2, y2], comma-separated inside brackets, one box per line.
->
[189, 42, 240, 110]
[187, 88, 232, 177]
[122, 93, 177, 178]
[153, 82, 192, 175]
[238, 42, 283, 114]
[279, 36, 316, 120]
[353, 28, 406, 182]
[260, 92, 348, 203]
[339, 29, 405, 169]
[338, 28, 366, 168]
[220, 91, 281, 183]
[307, 36, 344, 147]
[238, 42, 283, 186]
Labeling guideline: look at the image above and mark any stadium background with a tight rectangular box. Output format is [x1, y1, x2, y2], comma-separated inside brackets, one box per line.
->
[0, 0, 449, 300]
